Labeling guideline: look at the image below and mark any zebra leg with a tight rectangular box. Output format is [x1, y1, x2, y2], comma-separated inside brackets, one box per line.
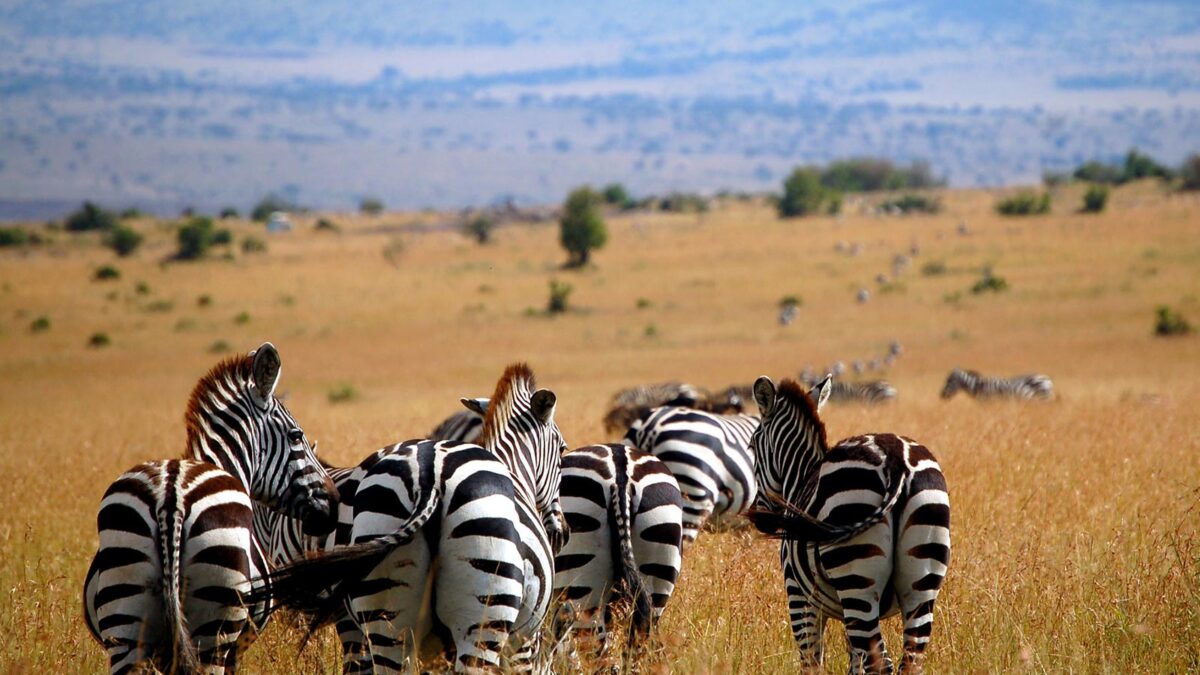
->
[630, 481, 684, 646]
[679, 494, 715, 546]
[820, 527, 895, 675]
[892, 461, 950, 674]
[349, 543, 432, 674]
[782, 541, 824, 669]
[337, 613, 372, 674]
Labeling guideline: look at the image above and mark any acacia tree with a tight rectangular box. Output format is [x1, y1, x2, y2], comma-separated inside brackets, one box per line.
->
[559, 186, 607, 267]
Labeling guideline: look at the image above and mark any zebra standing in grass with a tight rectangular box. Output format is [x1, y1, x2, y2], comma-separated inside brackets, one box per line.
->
[940, 367, 1054, 400]
[623, 406, 758, 545]
[554, 444, 684, 656]
[800, 371, 897, 405]
[253, 364, 567, 673]
[603, 381, 709, 434]
[747, 375, 951, 674]
[83, 344, 338, 674]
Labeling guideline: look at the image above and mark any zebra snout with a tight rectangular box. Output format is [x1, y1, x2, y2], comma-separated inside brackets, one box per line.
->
[300, 501, 337, 537]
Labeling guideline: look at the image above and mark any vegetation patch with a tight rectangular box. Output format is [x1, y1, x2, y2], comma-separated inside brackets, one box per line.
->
[327, 383, 359, 404]
[1154, 306, 1191, 336]
[93, 265, 121, 281]
[996, 190, 1052, 216]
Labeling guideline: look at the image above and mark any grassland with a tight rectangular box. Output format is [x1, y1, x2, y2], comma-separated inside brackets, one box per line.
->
[1, 184, 1198, 672]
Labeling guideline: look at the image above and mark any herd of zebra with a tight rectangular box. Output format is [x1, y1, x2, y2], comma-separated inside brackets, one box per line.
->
[81, 342, 1048, 674]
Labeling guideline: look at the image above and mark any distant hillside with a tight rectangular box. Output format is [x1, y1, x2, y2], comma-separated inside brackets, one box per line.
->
[1, 1, 1199, 219]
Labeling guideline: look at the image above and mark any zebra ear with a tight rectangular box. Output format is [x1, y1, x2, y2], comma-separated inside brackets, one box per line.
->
[530, 389, 557, 424]
[752, 376, 776, 416]
[810, 375, 833, 412]
[250, 342, 282, 403]
[460, 397, 489, 417]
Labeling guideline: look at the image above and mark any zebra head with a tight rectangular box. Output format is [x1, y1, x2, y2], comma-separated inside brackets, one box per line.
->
[941, 367, 969, 399]
[185, 343, 339, 537]
[474, 363, 569, 554]
[747, 375, 832, 514]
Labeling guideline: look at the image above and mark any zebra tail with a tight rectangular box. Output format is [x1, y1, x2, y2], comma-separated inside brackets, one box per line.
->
[611, 453, 653, 643]
[246, 485, 443, 640]
[160, 488, 201, 674]
[747, 454, 907, 544]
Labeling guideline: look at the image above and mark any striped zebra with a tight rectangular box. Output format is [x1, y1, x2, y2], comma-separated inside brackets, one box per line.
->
[251, 363, 567, 672]
[603, 382, 707, 435]
[554, 444, 684, 656]
[429, 399, 488, 444]
[800, 371, 897, 405]
[747, 375, 951, 674]
[941, 367, 1054, 400]
[82, 343, 338, 674]
[623, 406, 758, 545]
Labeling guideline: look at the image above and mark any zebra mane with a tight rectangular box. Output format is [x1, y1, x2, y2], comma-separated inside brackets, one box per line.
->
[480, 362, 536, 444]
[183, 352, 255, 453]
[775, 379, 829, 453]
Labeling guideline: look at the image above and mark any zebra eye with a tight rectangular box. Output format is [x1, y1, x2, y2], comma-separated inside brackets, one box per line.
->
[287, 429, 304, 445]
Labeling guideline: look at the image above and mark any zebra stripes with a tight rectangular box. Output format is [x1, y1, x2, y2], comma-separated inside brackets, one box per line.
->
[603, 382, 707, 435]
[83, 344, 338, 674]
[828, 379, 898, 404]
[623, 406, 758, 545]
[941, 367, 1054, 400]
[553, 444, 684, 654]
[747, 375, 951, 674]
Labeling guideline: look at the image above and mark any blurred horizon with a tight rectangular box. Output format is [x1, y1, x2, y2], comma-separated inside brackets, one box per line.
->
[2, 0, 1199, 220]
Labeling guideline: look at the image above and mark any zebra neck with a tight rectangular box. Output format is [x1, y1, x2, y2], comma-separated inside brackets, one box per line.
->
[186, 421, 258, 499]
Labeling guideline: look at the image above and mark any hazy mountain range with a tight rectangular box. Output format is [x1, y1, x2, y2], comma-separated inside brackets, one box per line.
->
[2, 1, 1199, 219]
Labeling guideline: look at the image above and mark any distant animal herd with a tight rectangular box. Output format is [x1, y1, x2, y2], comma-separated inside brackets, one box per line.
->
[83, 342, 1053, 674]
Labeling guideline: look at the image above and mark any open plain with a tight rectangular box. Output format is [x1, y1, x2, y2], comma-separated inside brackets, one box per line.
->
[1, 185, 1198, 672]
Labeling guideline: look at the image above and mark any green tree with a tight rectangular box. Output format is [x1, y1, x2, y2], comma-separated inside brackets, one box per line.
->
[176, 216, 218, 260]
[1073, 160, 1122, 185]
[601, 183, 632, 208]
[1122, 149, 1171, 182]
[105, 224, 144, 256]
[559, 186, 607, 267]
[250, 194, 297, 222]
[462, 214, 495, 245]
[65, 201, 118, 232]
[360, 196, 385, 215]
[1081, 184, 1110, 213]
[779, 167, 840, 217]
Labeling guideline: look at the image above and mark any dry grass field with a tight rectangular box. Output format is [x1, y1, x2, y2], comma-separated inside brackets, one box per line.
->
[1, 184, 1198, 672]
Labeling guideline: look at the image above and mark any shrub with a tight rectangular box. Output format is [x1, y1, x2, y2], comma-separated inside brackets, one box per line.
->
[879, 193, 942, 214]
[659, 192, 709, 213]
[29, 316, 50, 332]
[643, 322, 658, 338]
[233, 311, 251, 325]
[547, 279, 573, 314]
[779, 167, 841, 218]
[327, 383, 360, 404]
[1082, 184, 1110, 213]
[135, 281, 151, 295]
[636, 297, 653, 309]
[820, 158, 940, 192]
[778, 295, 803, 308]
[559, 187, 607, 267]
[250, 194, 297, 222]
[118, 207, 144, 219]
[88, 332, 111, 348]
[208, 340, 231, 353]
[971, 270, 1009, 294]
[921, 260, 948, 276]
[105, 224, 143, 256]
[197, 294, 212, 308]
[176, 216, 219, 260]
[144, 300, 173, 313]
[1180, 154, 1200, 191]
[1042, 170, 1071, 187]
[315, 217, 340, 233]
[1073, 161, 1123, 185]
[1154, 306, 1191, 336]
[66, 202, 118, 232]
[602, 183, 633, 209]
[219, 207, 240, 219]
[996, 190, 1051, 216]
[360, 196, 385, 215]
[0, 227, 30, 247]
[241, 236, 267, 254]
[1123, 149, 1171, 182]
[462, 214, 495, 245]
[93, 265, 121, 281]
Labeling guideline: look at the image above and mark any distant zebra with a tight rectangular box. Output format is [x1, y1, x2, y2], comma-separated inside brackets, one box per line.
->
[778, 303, 799, 326]
[252, 364, 567, 672]
[940, 368, 1054, 400]
[83, 344, 338, 674]
[429, 398, 488, 443]
[554, 444, 684, 655]
[747, 376, 951, 674]
[710, 384, 755, 415]
[801, 371, 897, 405]
[624, 407, 758, 544]
[603, 381, 708, 435]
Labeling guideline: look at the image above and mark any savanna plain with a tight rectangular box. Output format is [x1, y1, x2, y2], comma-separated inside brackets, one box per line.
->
[1, 185, 1198, 673]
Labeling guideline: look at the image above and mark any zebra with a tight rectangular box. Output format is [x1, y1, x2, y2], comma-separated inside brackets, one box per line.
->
[428, 398, 488, 444]
[746, 375, 951, 674]
[778, 303, 799, 326]
[623, 406, 758, 545]
[800, 371, 897, 405]
[82, 343, 338, 674]
[553, 444, 684, 657]
[603, 381, 709, 435]
[940, 367, 1054, 400]
[250, 363, 567, 672]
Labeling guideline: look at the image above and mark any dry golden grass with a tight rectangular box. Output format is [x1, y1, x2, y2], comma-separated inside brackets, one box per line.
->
[1, 184, 1198, 672]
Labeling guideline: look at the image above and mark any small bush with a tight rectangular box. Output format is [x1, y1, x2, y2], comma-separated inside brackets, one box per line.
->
[208, 339, 231, 353]
[144, 300, 173, 313]
[65, 202, 118, 232]
[176, 216, 218, 260]
[251, 194, 297, 222]
[560, 187, 607, 267]
[219, 207, 240, 219]
[636, 297, 653, 309]
[921, 260, 947, 276]
[135, 282, 151, 295]
[327, 383, 359, 404]
[602, 183, 634, 209]
[462, 214, 495, 244]
[174, 318, 196, 332]
[93, 265, 121, 281]
[1123, 149, 1172, 182]
[1042, 170, 1071, 187]
[241, 236, 267, 254]
[105, 224, 143, 256]
[778, 295, 803, 308]
[659, 192, 710, 214]
[29, 316, 50, 332]
[779, 167, 841, 218]
[971, 270, 1009, 294]
[88, 332, 111, 348]
[360, 197, 385, 215]
[879, 193, 942, 214]
[233, 311, 251, 325]
[315, 217, 340, 233]
[1072, 160, 1123, 185]
[1154, 306, 1191, 336]
[0, 227, 30, 247]
[996, 190, 1051, 216]
[197, 294, 212, 308]
[212, 228, 233, 246]
[547, 280, 573, 314]
[644, 322, 658, 338]
[1082, 184, 1110, 213]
